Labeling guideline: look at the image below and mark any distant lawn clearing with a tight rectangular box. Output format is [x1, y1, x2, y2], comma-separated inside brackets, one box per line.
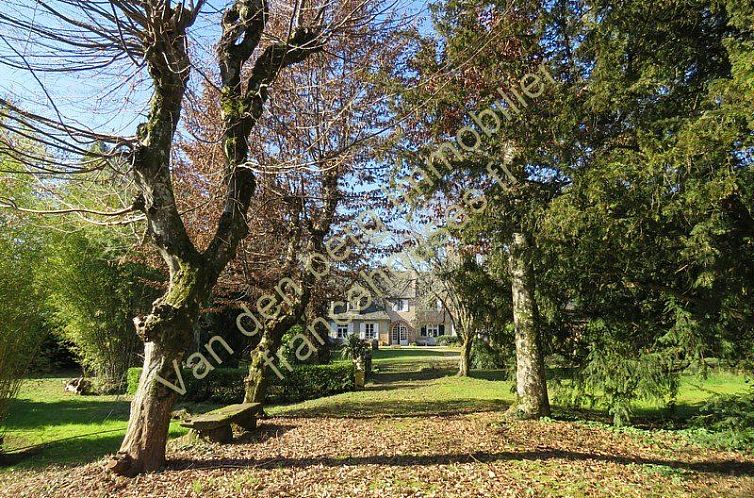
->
[370, 345, 461, 375]
[268, 375, 514, 418]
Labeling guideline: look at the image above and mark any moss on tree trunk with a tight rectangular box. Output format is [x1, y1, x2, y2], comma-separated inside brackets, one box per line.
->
[108, 260, 204, 476]
[508, 232, 550, 419]
[244, 327, 286, 404]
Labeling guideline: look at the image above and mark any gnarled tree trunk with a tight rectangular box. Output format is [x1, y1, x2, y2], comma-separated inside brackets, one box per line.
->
[110, 342, 183, 475]
[2, 0, 330, 479]
[244, 325, 287, 403]
[105, 0, 325, 476]
[243, 172, 338, 404]
[109, 260, 205, 476]
[508, 232, 550, 419]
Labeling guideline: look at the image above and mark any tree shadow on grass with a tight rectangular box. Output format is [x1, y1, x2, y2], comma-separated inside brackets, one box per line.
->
[373, 361, 459, 375]
[0, 433, 127, 470]
[168, 448, 754, 477]
[2, 398, 131, 431]
[274, 398, 510, 419]
[367, 369, 456, 390]
[1, 397, 182, 470]
[551, 403, 714, 430]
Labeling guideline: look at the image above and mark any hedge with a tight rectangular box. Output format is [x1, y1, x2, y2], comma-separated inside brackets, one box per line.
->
[127, 362, 355, 404]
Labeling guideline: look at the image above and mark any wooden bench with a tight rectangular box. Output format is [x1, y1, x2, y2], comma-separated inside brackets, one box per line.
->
[180, 403, 263, 444]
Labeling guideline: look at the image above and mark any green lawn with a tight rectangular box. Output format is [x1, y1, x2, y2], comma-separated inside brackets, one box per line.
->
[0, 349, 749, 472]
[0, 374, 188, 471]
[370, 346, 460, 361]
[370, 345, 461, 374]
[268, 374, 514, 418]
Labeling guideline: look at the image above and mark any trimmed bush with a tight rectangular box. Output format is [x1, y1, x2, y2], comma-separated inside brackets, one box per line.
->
[127, 362, 355, 404]
[127, 366, 246, 404]
[268, 363, 356, 402]
[471, 337, 510, 370]
[436, 336, 460, 346]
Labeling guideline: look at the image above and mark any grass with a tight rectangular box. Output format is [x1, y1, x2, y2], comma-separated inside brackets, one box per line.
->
[0, 373, 189, 471]
[332, 345, 462, 374]
[370, 346, 459, 362]
[1, 348, 750, 472]
[268, 374, 514, 418]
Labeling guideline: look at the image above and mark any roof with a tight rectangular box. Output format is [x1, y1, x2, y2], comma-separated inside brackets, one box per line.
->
[331, 299, 391, 321]
[361, 268, 416, 299]
[333, 310, 391, 321]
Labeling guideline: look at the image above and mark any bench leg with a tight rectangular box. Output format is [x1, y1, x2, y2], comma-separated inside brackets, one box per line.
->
[190, 424, 233, 444]
[233, 413, 258, 431]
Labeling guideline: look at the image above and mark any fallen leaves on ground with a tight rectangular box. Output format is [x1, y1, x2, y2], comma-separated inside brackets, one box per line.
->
[1, 412, 753, 498]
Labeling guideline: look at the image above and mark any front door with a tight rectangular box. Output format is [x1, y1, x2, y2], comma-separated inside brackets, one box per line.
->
[391, 324, 408, 345]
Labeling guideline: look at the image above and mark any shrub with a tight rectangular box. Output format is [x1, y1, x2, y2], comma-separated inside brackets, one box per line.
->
[127, 367, 247, 404]
[436, 336, 460, 346]
[340, 335, 369, 361]
[127, 362, 355, 404]
[268, 363, 356, 402]
[471, 336, 511, 370]
[690, 382, 754, 451]
[279, 325, 307, 365]
[273, 325, 335, 367]
[44, 229, 161, 393]
[0, 209, 49, 429]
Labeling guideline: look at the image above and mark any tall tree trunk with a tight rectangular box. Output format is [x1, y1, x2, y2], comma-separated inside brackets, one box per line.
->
[108, 261, 204, 476]
[508, 232, 550, 419]
[109, 342, 184, 476]
[458, 332, 473, 376]
[243, 209, 331, 403]
[244, 327, 286, 404]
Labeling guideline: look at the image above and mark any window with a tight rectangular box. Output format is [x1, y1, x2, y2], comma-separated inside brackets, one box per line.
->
[435, 298, 443, 311]
[348, 297, 368, 312]
[393, 299, 407, 311]
[426, 325, 439, 337]
[364, 323, 376, 339]
[337, 325, 348, 339]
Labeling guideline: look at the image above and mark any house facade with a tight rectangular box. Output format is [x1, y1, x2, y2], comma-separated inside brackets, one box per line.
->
[328, 271, 456, 346]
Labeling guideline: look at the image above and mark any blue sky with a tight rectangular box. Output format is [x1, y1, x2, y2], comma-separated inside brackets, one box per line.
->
[0, 0, 433, 139]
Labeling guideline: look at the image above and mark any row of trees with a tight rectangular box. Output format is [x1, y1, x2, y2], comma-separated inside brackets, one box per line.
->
[0, 161, 162, 395]
[390, 0, 754, 422]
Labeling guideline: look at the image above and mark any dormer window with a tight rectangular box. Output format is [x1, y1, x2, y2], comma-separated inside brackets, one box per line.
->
[393, 299, 408, 311]
[346, 297, 368, 312]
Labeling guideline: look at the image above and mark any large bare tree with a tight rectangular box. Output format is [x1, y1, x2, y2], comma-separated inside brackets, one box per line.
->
[0, 0, 392, 476]
[178, 0, 397, 404]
